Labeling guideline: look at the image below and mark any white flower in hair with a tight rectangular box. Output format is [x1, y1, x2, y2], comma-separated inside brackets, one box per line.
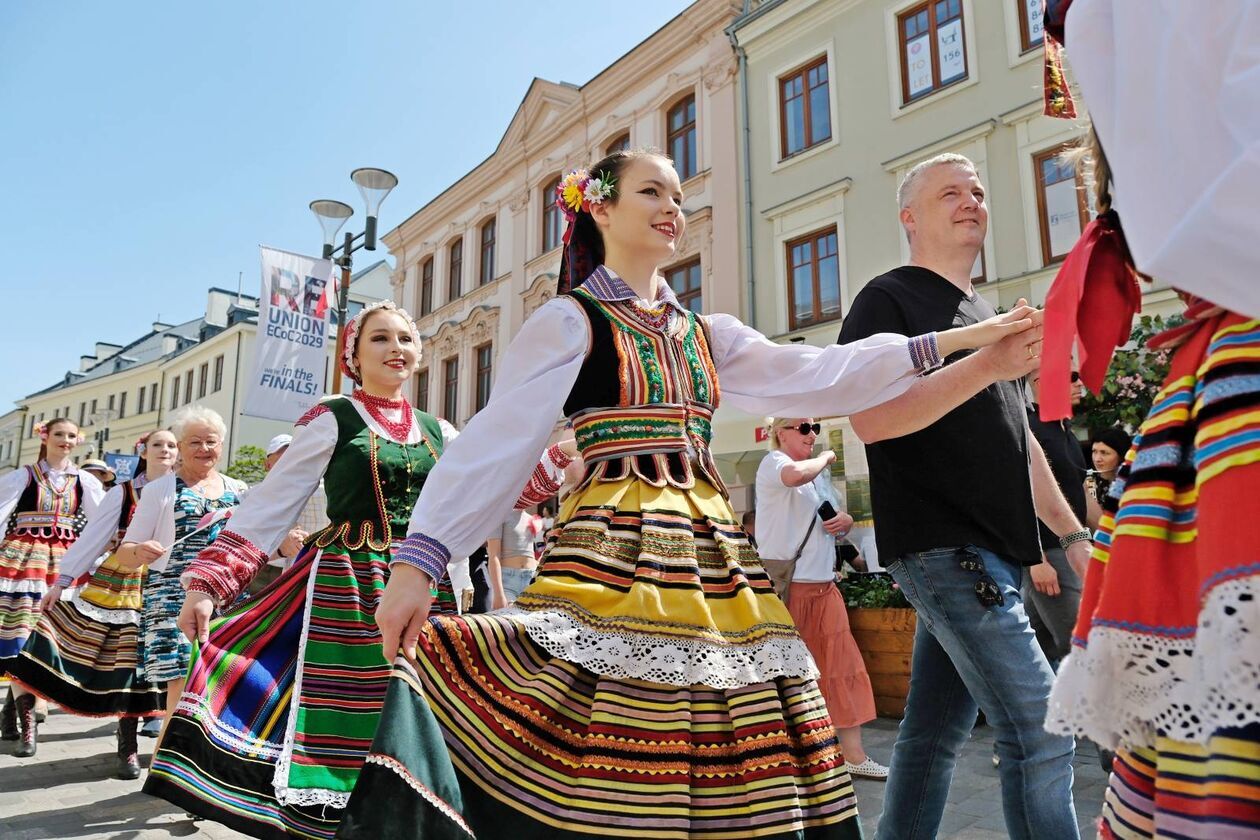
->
[584, 178, 614, 205]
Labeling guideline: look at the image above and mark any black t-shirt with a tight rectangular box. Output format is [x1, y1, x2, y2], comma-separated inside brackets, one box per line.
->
[1027, 407, 1088, 551]
[837, 266, 1041, 566]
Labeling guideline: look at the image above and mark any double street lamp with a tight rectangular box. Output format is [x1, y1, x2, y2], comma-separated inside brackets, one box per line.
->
[310, 167, 399, 392]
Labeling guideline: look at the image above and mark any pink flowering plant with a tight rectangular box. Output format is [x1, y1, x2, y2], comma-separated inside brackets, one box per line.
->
[1078, 313, 1184, 433]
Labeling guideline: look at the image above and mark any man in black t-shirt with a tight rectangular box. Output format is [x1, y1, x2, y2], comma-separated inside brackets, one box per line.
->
[837, 154, 1092, 840]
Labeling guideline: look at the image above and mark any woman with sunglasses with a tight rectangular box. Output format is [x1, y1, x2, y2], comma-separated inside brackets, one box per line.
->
[757, 416, 888, 781]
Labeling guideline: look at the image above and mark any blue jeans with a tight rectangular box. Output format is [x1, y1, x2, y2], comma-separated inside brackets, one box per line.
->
[875, 546, 1078, 840]
[500, 566, 536, 603]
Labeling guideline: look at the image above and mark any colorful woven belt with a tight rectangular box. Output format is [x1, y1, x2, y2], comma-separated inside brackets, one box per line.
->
[572, 403, 714, 462]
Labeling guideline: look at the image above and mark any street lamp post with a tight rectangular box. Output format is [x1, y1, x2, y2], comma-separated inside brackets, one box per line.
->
[310, 167, 399, 394]
[88, 409, 118, 458]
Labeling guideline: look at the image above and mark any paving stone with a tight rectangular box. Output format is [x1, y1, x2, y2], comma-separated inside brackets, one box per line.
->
[0, 705, 1109, 839]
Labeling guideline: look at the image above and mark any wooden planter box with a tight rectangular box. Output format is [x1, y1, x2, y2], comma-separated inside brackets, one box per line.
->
[849, 607, 916, 718]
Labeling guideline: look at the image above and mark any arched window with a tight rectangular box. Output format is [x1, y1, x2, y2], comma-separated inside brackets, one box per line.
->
[448, 238, 463, 302]
[479, 218, 496, 285]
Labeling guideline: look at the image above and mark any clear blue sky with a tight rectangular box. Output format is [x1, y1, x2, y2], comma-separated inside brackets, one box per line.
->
[0, 0, 688, 408]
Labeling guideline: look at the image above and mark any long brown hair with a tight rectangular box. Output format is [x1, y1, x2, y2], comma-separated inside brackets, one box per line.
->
[557, 148, 672, 294]
[38, 417, 80, 463]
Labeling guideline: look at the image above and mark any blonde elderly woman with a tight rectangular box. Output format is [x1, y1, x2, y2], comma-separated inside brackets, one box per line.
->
[755, 416, 887, 780]
[117, 406, 247, 723]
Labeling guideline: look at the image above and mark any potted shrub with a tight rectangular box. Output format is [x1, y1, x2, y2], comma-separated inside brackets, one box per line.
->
[840, 573, 915, 718]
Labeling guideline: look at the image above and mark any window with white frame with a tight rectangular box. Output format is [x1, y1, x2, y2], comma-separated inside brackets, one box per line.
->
[898, 0, 968, 104]
[1034, 143, 1090, 264]
[1017, 0, 1044, 53]
[779, 56, 832, 159]
[786, 226, 842, 329]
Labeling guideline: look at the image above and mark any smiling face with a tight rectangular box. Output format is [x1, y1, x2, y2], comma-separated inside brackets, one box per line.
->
[775, 418, 818, 461]
[145, 430, 178, 472]
[178, 423, 223, 473]
[354, 309, 419, 392]
[44, 420, 80, 461]
[901, 163, 988, 258]
[589, 155, 686, 269]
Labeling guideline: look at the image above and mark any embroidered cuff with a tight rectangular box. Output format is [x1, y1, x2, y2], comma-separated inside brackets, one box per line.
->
[391, 532, 450, 585]
[182, 528, 269, 604]
[909, 332, 942, 373]
[183, 578, 220, 602]
[546, 442, 574, 470]
[54, 574, 75, 589]
[515, 445, 569, 509]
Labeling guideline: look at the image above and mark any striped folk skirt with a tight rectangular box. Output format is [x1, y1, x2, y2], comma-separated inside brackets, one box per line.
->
[0, 528, 72, 666]
[1100, 725, 1260, 839]
[9, 555, 165, 716]
[342, 475, 861, 840]
[1047, 310, 1260, 837]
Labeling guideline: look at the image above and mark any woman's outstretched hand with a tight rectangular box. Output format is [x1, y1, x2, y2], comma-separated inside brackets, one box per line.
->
[376, 564, 435, 663]
[936, 298, 1043, 363]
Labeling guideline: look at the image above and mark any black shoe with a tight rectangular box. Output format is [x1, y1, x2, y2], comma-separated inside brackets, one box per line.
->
[1099, 748, 1115, 774]
[0, 690, 16, 741]
[115, 718, 141, 779]
[14, 694, 37, 757]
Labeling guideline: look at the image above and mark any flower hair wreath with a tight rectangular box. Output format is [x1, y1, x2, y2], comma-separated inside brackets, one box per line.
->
[556, 168, 616, 223]
[340, 299, 422, 384]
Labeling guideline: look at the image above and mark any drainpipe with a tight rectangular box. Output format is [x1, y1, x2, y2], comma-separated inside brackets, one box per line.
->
[728, 4, 756, 329]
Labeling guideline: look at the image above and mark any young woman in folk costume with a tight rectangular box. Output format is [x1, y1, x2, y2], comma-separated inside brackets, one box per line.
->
[332, 149, 1038, 840]
[8, 430, 176, 776]
[0, 417, 105, 756]
[115, 406, 248, 732]
[141, 300, 575, 839]
[1037, 3, 1260, 837]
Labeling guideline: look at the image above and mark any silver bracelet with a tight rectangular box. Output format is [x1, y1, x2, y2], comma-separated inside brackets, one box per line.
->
[1059, 528, 1093, 551]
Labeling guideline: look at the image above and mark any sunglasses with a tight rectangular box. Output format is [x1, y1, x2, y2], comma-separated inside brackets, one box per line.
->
[956, 547, 1004, 608]
[1071, 371, 1081, 383]
[782, 422, 821, 435]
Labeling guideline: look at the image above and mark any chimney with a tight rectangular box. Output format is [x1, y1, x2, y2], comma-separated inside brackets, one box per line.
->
[94, 342, 123, 361]
[161, 335, 181, 354]
[79, 355, 98, 372]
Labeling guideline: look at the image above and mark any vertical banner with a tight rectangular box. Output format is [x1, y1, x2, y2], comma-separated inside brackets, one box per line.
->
[243, 246, 335, 422]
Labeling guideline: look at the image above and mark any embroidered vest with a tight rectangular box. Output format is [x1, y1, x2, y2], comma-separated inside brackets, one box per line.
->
[13, 462, 82, 538]
[563, 286, 726, 495]
[314, 396, 444, 550]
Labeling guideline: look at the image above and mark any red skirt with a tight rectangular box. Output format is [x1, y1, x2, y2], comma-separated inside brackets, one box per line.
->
[788, 581, 876, 729]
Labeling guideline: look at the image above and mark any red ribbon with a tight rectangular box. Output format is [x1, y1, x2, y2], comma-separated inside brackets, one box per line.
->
[1040, 211, 1141, 422]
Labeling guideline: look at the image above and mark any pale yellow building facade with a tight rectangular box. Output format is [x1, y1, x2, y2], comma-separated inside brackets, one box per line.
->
[718, 0, 1180, 513]
[386, 0, 744, 426]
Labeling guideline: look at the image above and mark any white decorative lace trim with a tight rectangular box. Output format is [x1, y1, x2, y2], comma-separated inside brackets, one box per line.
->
[176, 694, 283, 760]
[363, 754, 475, 837]
[507, 607, 820, 689]
[1047, 575, 1260, 749]
[67, 592, 140, 626]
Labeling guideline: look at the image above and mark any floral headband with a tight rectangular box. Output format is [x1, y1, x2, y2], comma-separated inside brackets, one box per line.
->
[339, 299, 422, 384]
[556, 168, 616, 245]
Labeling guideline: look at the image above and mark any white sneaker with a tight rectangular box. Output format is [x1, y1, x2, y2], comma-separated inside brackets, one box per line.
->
[845, 757, 890, 780]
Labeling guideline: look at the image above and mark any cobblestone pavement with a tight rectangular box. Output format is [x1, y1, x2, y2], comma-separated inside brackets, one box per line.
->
[0, 704, 1108, 838]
